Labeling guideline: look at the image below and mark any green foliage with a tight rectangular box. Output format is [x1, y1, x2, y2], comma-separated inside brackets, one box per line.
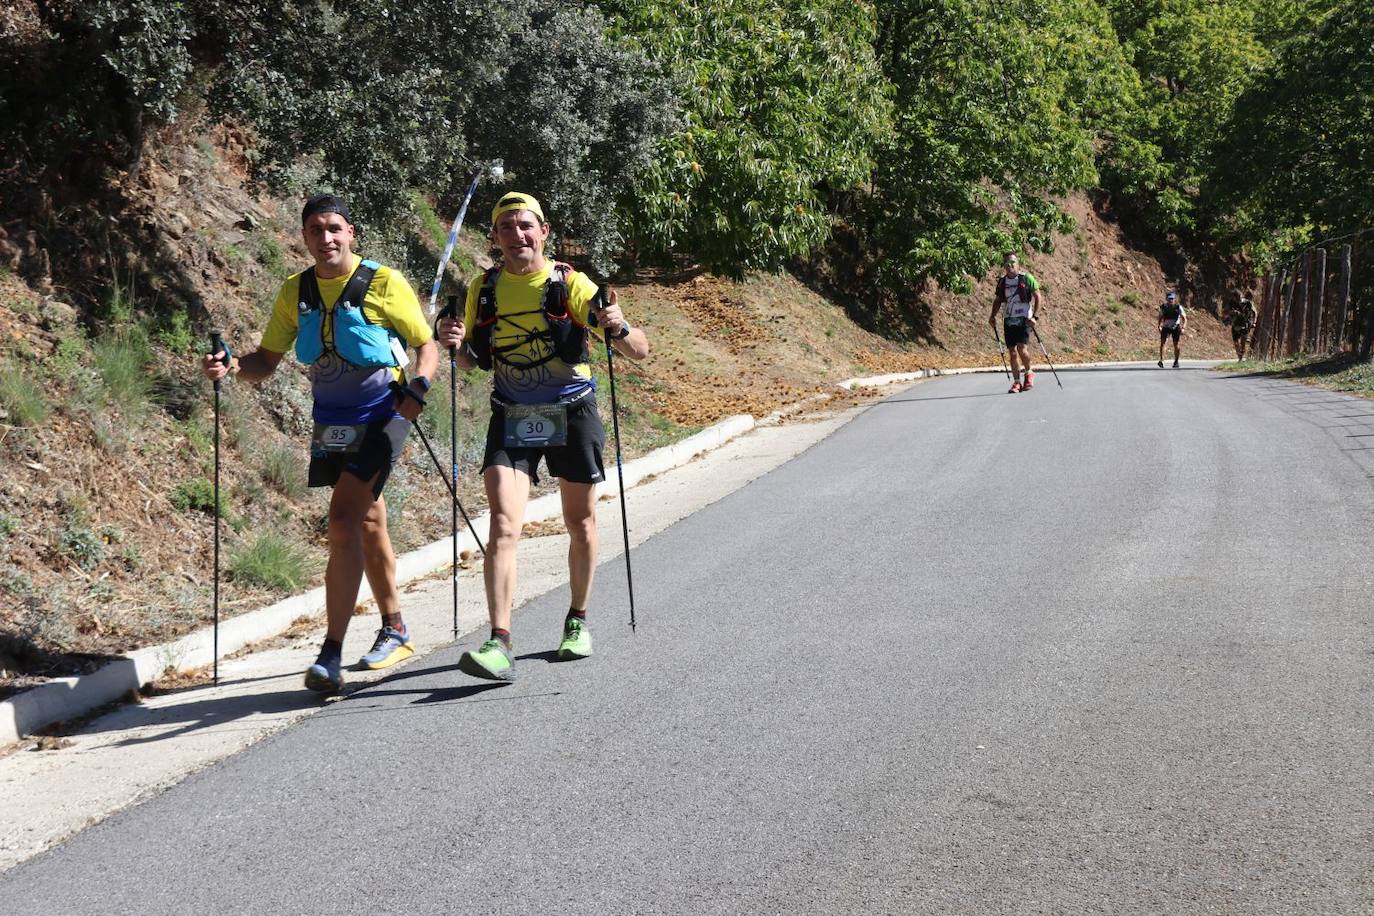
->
[93, 326, 154, 411]
[0, 367, 51, 427]
[254, 235, 287, 276]
[851, 0, 1109, 298]
[0, 512, 16, 539]
[229, 531, 312, 591]
[58, 524, 105, 571]
[261, 444, 306, 498]
[606, 0, 891, 274]
[170, 478, 223, 515]
[1206, 1, 1371, 254]
[155, 308, 195, 353]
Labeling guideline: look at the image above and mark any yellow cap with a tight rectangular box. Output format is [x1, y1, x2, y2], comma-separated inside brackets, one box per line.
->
[491, 192, 545, 228]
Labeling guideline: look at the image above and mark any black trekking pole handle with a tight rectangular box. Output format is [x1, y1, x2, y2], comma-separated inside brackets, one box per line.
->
[208, 329, 228, 686]
[593, 286, 637, 632]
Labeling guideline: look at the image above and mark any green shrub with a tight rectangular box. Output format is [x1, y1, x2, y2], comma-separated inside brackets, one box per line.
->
[93, 327, 153, 410]
[0, 367, 50, 427]
[0, 512, 16, 539]
[254, 236, 286, 277]
[58, 524, 105, 570]
[1121, 291, 1140, 307]
[1106, 301, 1123, 314]
[155, 309, 196, 353]
[170, 478, 223, 514]
[261, 444, 305, 497]
[229, 531, 311, 591]
[49, 333, 87, 376]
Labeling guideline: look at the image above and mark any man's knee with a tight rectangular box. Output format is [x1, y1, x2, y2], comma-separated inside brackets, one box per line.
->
[565, 511, 596, 546]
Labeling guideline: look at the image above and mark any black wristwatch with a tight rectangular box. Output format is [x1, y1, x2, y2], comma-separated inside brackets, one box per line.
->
[612, 322, 632, 341]
[410, 375, 431, 394]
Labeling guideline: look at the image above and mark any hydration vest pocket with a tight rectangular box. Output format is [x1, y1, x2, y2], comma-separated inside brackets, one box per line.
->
[296, 305, 325, 365]
[334, 302, 403, 368]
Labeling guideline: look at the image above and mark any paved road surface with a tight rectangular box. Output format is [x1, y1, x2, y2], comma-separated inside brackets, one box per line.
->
[4, 367, 1371, 914]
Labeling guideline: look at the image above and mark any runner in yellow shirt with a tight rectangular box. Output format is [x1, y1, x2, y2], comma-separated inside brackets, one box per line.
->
[437, 191, 649, 681]
[202, 194, 438, 693]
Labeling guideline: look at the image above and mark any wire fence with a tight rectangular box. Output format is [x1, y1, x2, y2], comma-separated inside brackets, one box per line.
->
[1251, 241, 1370, 360]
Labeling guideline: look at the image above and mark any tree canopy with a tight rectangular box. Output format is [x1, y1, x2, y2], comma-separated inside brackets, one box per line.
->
[1, 0, 1363, 310]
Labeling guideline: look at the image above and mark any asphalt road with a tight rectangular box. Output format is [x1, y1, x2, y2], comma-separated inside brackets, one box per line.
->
[5, 367, 1372, 915]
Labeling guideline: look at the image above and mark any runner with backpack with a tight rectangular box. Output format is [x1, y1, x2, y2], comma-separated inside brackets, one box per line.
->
[988, 253, 1043, 393]
[1229, 291, 1257, 360]
[436, 192, 649, 682]
[1158, 290, 1187, 368]
[201, 194, 438, 693]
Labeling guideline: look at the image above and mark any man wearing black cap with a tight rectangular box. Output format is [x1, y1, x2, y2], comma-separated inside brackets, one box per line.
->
[1158, 290, 1186, 368]
[201, 194, 439, 693]
[436, 191, 649, 682]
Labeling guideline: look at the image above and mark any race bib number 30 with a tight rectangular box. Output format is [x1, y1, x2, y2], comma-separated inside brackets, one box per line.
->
[503, 403, 568, 448]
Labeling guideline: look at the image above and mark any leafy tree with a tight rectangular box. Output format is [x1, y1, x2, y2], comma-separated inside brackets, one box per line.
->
[1206, 0, 1372, 254]
[1099, 0, 1275, 237]
[598, 0, 893, 274]
[1, 1, 677, 275]
[851, 0, 1112, 302]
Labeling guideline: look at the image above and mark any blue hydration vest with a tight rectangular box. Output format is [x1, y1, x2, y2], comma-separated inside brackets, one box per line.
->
[295, 260, 404, 368]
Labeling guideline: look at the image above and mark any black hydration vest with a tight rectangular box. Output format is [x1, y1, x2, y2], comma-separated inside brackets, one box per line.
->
[468, 262, 590, 371]
[1161, 301, 1182, 321]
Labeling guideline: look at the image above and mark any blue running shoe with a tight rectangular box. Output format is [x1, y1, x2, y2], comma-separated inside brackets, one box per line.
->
[360, 625, 413, 670]
[304, 655, 343, 693]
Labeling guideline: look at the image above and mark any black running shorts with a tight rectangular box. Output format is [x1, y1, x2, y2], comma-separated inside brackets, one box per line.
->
[1160, 326, 1182, 342]
[1003, 321, 1030, 347]
[308, 417, 409, 498]
[483, 396, 606, 486]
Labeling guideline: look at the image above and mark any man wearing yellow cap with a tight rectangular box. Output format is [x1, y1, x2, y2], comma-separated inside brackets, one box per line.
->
[437, 192, 649, 681]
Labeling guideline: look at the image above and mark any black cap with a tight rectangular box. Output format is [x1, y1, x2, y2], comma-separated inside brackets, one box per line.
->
[302, 194, 351, 226]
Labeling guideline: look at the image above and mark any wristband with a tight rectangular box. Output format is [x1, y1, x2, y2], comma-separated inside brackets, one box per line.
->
[411, 375, 431, 394]
[391, 381, 427, 408]
[612, 322, 632, 341]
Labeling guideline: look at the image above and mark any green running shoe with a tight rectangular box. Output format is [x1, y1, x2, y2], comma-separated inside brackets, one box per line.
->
[458, 638, 515, 682]
[557, 616, 592, 661]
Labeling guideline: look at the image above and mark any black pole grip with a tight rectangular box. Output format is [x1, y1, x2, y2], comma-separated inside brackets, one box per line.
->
[209, 329, 226, 392]
[443, 294, 459, 351]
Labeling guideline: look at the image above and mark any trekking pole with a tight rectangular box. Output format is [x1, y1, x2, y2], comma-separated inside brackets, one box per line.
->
[208, 329, 228, 685]
[1030, 325, 1064, 389]
[425, 171, 481, 319]
[594, 287, 637, 632]
[397, 398, 485, 553]
[444, 294, 461, 639]
[991, 326, 1010, 379]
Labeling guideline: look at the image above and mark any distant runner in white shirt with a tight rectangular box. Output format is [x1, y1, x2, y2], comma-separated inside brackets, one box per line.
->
[988, 253, 1043, 393]
[1157, 290, 1186, 368]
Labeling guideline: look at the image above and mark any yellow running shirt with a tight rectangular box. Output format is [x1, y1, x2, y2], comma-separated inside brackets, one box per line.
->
[463, 263, 600, 405]
[261, 255, 432, 423]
